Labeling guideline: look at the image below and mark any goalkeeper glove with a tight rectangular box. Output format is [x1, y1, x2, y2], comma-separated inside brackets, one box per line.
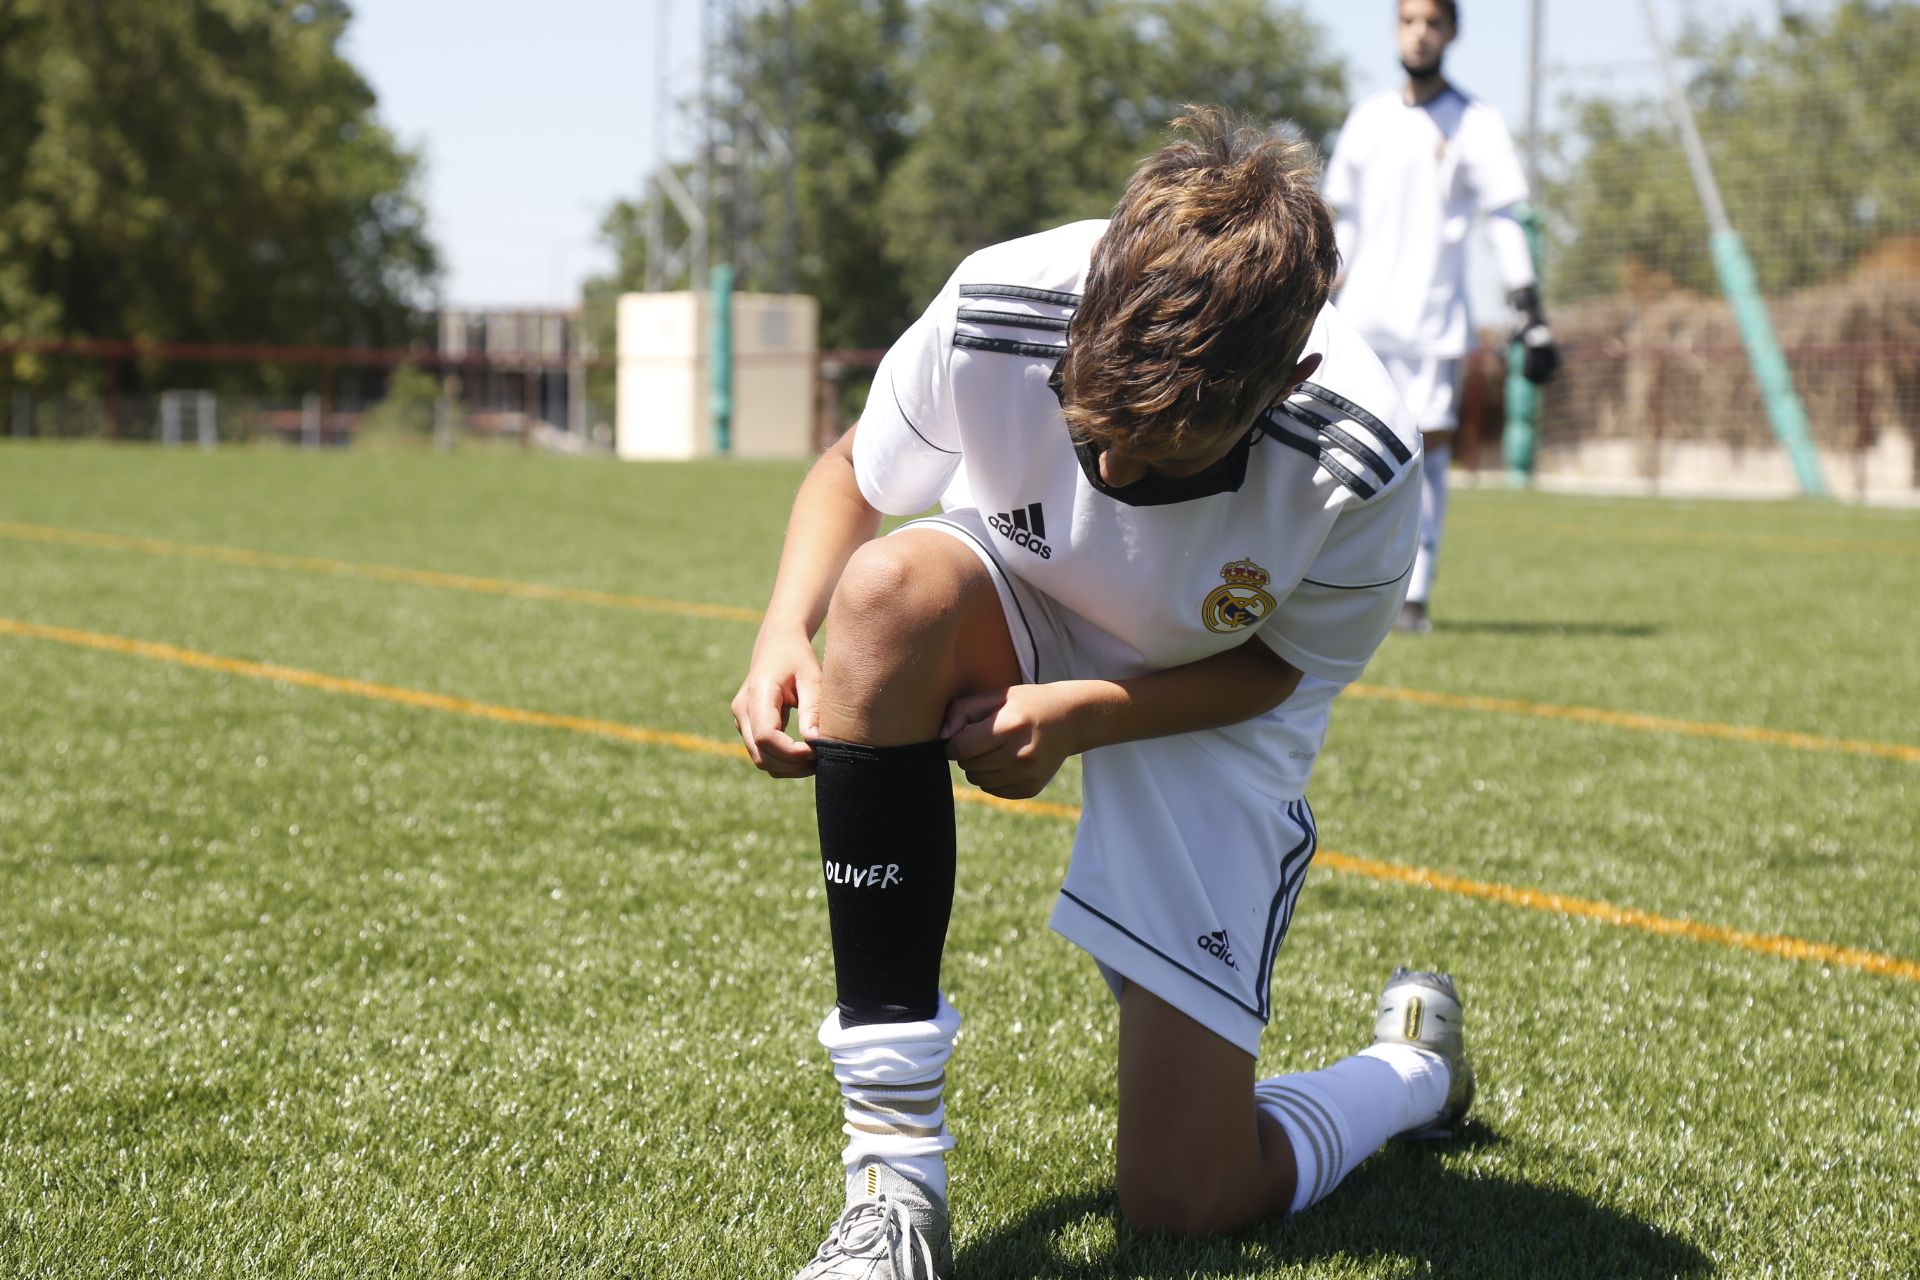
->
[1508, 286, 1560, 385]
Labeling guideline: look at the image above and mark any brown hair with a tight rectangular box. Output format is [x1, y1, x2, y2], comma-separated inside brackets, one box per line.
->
[1402, 0, 1458, 28]
[1058, 106, 1338, 462]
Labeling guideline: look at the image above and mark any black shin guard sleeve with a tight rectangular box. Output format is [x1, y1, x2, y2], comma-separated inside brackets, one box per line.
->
[810, 738, 955, 1027]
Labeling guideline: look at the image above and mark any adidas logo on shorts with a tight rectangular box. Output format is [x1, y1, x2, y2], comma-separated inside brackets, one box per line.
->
[1198, 928, 1240, 970]
[988, 502, 1052, 559]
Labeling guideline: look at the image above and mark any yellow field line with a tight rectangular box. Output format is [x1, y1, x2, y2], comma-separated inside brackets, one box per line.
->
[0, 617, 738, 761]
[0, 520, 762, 622]
[1452, 518, 1920, 557]
[7, 518, 1916, 765]
[1308, 850, 1920, 983]
[3, 614, 1914, 985]
[1344, 683, 1920, 764]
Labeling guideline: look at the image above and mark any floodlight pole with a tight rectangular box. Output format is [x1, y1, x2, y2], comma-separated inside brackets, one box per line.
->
[645, 1, 671, 293]
[1636, 0, 1828, 497]
[730, 0, 752, 274]
[700, 0, 718, 286]
[781, 0, 799, 294]
[1525, 0, 1544, 197]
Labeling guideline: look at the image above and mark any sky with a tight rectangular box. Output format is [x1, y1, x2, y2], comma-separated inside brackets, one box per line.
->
[344, 0, 1804, 309]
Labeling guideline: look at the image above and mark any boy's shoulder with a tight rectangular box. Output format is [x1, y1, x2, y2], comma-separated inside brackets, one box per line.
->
[952, 220, 1106, 299]
[1273, 305, 1423, 505]
[939, 223, 1102, 364]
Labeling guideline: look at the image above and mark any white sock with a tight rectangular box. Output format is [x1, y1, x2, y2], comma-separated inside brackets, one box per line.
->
[817, 994, 960, 1201]
[1408, 440, 1451, 604]
[1255, 1042, 1449, 1214]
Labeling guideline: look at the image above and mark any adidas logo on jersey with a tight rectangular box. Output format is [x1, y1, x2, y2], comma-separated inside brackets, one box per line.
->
[1198, 929, 1240, 970]
[988, 502, 1052, 559]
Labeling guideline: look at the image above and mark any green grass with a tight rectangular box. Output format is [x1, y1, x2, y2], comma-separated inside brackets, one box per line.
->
[2, 442, 1916, 1278]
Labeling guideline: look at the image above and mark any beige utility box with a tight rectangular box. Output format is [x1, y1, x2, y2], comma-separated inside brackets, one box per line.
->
[616, 291, 819, 460]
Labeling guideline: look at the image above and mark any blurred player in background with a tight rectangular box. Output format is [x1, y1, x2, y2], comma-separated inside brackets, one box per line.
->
[1324, 0, 1559, 633]
[734, 109, 1472, 1279]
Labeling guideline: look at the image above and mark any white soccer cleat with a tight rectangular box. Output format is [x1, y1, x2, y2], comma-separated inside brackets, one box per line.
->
[1372, 966, 1475, 1140]
[793, 1162, 952, 1280]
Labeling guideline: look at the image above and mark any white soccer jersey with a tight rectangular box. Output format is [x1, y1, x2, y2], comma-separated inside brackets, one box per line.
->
[854, 219, 1421, 798]
[1324, 86, 1530, 358]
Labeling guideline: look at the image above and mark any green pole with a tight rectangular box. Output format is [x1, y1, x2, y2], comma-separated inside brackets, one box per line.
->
[1502, 204, 1544, 485]
[1710, 231, 1827, 496]
[1638, 0, 1827, 497]
[710, 263, 734, 455]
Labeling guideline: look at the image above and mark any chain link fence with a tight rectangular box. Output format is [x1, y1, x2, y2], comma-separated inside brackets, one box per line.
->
[1505, 0, 1920, 502]
[2, 348, 613, 454]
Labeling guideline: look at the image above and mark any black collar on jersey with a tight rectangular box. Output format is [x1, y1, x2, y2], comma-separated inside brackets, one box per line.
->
[1049, 360, 1260, 507]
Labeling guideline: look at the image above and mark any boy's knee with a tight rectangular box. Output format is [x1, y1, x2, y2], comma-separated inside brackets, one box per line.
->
[828, 538, 966, 643]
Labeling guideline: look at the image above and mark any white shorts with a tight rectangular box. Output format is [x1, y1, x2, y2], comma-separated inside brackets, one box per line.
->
[1381, 354, 1462, 432]
[906, 511, 1330, 1057]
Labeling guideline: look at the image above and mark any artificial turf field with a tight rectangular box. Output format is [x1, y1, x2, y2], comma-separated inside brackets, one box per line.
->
[1, 443, 1915, 1279]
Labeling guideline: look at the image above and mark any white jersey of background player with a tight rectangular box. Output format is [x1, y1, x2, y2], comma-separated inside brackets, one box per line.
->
[1324, 0, 1559, 633]
[736, 112, 1477, 1279]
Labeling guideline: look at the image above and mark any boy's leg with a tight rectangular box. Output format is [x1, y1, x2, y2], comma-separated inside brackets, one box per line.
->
[813, 525, 1023, 1033]
[1115, 983, 1298, 1233]
[1393, 355, 1461, 632]
[1115, 973, 1467, 1235]
[798, 528, 1022, 1278]
[1405, 427, 1453, 616]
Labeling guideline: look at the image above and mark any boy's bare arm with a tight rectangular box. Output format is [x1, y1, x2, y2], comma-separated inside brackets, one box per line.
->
[941, 636, 1304, 799]
[731, 427, 883, 775]
[1066, 632, 1303, 751]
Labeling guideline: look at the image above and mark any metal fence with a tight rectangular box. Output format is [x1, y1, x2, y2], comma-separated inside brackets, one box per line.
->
[1, 339, 612, 454]
[1513, 0, 1920, 502]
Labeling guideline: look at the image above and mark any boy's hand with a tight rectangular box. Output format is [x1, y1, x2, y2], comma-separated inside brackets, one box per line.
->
[940, 683, 1088, 800]
[731, 632, 821, 778]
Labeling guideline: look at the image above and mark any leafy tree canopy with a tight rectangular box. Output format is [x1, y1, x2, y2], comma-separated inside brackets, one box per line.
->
[1548, 0, 1920, 301]
[599, 0, 1346, 350]
[0, 0, 439, 373]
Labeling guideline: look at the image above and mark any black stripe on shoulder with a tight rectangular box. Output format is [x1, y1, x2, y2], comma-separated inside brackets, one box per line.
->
[955, 307, 1070, 333]
[1296, 382, 1412, 463]
[1285, 402, 1395, 484]
[1261, 413, 1322, 461]
[1315, 449, 1377, 500]
[953, 333, 1067, 359]
[1268, 408, 1379, 497]
[958, 283, 1082, 307]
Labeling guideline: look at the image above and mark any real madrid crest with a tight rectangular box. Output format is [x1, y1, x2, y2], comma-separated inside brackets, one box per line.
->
[1201, 558, 1277, 634]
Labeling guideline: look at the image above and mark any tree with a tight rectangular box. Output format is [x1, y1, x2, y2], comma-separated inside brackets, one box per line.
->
[881, 0, 1347, 309]
[596, 0, 1346, 350]
[357, 361, 440, 444]
[0, 0, 439, 383]
[1547, 0, 1920, 301]
[585, 0, 912, 354]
